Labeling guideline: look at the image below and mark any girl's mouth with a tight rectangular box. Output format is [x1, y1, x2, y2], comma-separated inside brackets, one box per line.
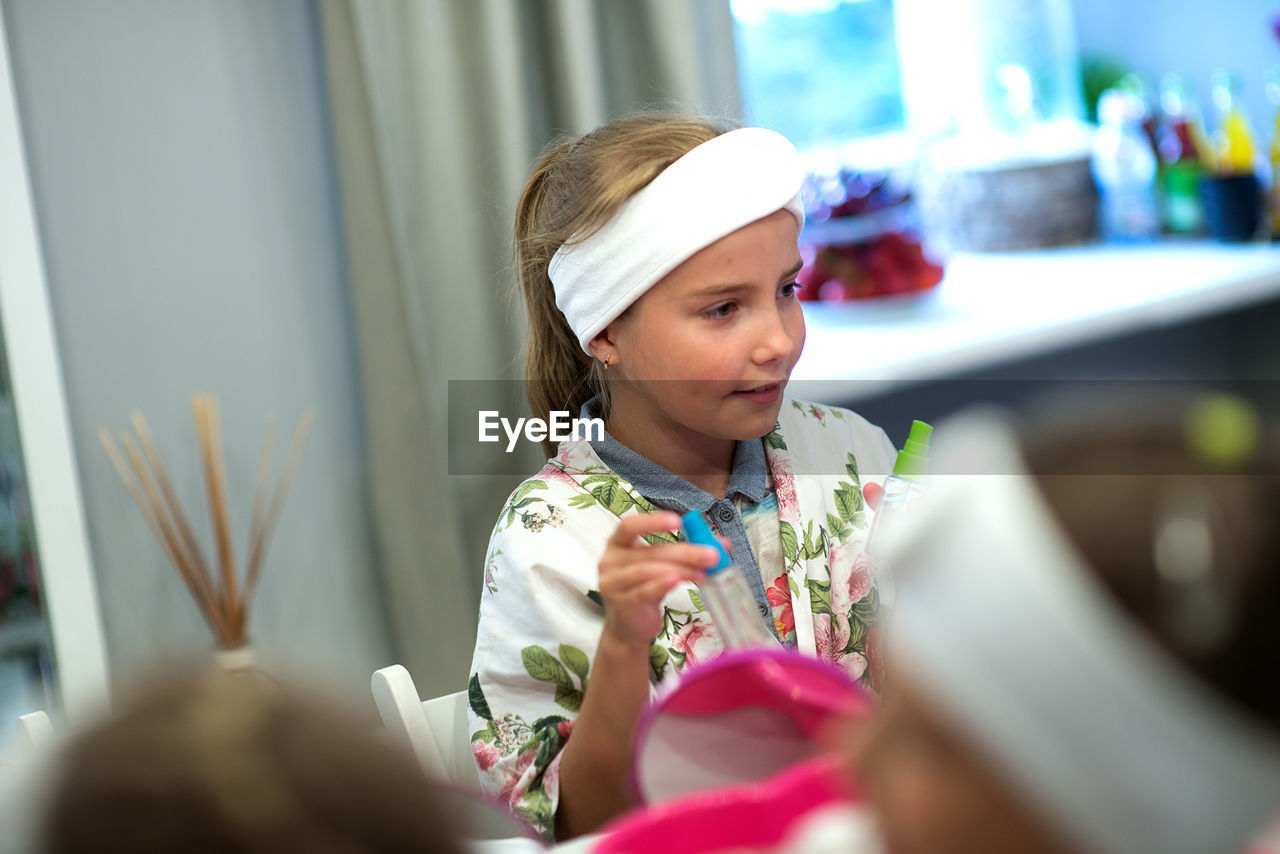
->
[731, 383, 782, 405]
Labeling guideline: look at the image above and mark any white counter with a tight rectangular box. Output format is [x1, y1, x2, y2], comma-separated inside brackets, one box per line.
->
[794, 242, 1280, 400]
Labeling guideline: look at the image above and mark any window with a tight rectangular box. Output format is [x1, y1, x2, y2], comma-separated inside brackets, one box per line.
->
[730, 0, 905, 152]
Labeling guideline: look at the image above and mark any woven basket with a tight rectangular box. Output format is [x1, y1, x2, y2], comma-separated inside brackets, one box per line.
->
[916, 153, 1098, 253]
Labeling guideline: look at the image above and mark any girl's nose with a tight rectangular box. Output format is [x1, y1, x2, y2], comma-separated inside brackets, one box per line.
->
[753, 308, 800, 365]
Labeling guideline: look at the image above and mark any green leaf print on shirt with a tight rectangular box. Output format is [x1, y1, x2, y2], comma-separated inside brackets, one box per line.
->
[649, 643, 670, 680]
[469, 673, 492, 721]
[522, 644, 589, 713]
[846, 594, 874, 653]
[801, 521, 826, 560]
[502, 480, 549, 527]
[579, 474, 637, 515]
[780, 521, 799, 565]
[559, 644, 590, 693]
[834, 481, 862, 523]
[809, 577, 833, 617]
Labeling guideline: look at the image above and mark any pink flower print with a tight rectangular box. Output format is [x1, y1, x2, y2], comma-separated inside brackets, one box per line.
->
[541, 463, 579, 488]
[813, 612, 851, 662]
[813, 613, 868, 681]
[473, 740, 501, 772]
[542, 752, 564, 799]
[558, 440, 598, 474]
[838, 651, 869, 683]
[497, 747, 539, 806]
[557, 719, 575, 740]
[828, 539, 873, 615]
[672, 618, 719, 667]
[769, 455, 800, 521]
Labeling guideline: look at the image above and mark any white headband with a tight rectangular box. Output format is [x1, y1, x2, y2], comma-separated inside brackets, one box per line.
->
[548, 127, 806, 353]
[882, 411, 1280, 854]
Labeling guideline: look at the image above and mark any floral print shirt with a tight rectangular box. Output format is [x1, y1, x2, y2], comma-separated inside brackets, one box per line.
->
[467, 400, 896, 839]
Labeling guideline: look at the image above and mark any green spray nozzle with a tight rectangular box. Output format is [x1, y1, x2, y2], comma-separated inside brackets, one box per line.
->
[893, 420, 933, 477]
[681, 510, 731, 573]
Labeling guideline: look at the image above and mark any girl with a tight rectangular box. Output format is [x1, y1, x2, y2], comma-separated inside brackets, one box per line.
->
[851, 401, 1280, 854]
[468, 114, 895, 840]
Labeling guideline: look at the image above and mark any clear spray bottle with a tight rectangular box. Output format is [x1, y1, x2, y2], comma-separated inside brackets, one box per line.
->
[864, 420, 933, 596]
[682, 510, 776, 649]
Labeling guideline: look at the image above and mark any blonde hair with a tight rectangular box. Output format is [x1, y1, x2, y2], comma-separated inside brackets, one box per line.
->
[40, 670, 465, 854]
[516, 113, 733, 456]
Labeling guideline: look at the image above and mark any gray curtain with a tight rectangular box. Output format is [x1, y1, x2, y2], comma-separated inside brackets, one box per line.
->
[317, 0, 741, 697]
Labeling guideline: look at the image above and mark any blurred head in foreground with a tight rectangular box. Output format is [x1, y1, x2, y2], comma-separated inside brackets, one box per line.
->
[851, 397, 1280, 854]
[39, 669, 464, 854]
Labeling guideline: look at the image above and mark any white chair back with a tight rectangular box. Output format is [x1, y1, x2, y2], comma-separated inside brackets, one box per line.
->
[1, 710, 56, 854]
[371, 665, 477, 788]
[16, 711, 54, 749]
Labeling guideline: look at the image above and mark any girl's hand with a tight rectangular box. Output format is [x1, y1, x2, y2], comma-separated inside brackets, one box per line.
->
[598, 511, 719, 649]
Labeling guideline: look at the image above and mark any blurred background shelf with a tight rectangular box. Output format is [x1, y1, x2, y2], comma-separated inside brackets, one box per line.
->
[794, 241, 1280, 429]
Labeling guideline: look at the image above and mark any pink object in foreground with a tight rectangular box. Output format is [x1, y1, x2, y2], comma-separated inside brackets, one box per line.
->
[599, 648, 874, 854]
[593, 755, 860, 854]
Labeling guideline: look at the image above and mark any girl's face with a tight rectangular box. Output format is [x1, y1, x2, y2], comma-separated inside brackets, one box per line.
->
[847, 676, 1077, 854]
[598, 209, 805, 454]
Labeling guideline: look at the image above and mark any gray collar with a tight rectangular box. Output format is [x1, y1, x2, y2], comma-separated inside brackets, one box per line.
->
[580, 397, 768, 513]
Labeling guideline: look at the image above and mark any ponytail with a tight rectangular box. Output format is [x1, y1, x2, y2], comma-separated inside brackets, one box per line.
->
[513, 113, 731, 456]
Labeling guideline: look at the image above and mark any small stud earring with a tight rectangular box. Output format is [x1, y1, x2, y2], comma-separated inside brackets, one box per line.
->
[603, 354, 611, 370]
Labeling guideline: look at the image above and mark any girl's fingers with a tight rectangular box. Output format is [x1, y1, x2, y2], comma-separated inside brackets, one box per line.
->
[601, 561, 703, 599]
[863, 481, 884, 512]
[601, 541, 719, 572]
[607, 511, 682, 547]
[638, 573, 682, 603]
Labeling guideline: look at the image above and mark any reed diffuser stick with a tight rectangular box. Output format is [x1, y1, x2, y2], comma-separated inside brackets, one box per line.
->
[130, 412, 219, 607]
[99, 396, 314, 650]
[242, 406, 315, 620]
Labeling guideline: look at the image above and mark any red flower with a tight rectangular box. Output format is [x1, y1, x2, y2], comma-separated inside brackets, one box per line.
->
[766, 575, 795, 637]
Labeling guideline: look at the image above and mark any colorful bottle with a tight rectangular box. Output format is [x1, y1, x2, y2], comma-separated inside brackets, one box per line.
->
[1211, 70, 1258, 176]
[682, 511, 776, 649]
[1091, 88, 1161, 241]
[864, 420, 933, 580]
[1155, 73, 1204, 234]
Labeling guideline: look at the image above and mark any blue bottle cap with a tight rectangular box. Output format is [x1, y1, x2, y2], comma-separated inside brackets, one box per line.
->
[681, 511, 730, 573]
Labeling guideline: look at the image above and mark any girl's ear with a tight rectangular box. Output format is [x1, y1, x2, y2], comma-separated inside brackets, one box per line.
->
[587, 330, 618, 367]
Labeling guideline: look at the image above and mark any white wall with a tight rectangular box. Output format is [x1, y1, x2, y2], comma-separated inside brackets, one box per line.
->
[1, 0, 392, 703]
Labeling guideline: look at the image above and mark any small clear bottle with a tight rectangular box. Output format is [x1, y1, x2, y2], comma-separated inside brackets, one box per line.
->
[1091, 88, 1160, 241]
[864, 420, 933, 587]
[682, 511, 775, 649]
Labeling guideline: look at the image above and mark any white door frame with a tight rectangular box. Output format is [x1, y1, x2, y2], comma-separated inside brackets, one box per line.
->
[0, 3, 109, 719]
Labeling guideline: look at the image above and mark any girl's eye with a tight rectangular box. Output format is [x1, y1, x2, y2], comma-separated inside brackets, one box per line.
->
[780, 281, 802, 299]
[706, 301, 737, 319]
